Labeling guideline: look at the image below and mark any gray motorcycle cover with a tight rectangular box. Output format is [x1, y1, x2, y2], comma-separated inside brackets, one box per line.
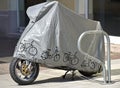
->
[13, 1, 105, 72]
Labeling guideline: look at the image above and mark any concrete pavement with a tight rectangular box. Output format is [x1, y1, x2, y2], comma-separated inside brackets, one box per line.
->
[0, 59, 120, 88]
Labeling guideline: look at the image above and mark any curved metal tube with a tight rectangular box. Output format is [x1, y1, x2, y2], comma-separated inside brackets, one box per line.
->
[77, 30, 111, 83]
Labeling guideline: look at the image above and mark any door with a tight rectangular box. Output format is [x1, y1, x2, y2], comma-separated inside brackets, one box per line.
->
[93, 0, 120, 36]
[24, 0, 46, 26]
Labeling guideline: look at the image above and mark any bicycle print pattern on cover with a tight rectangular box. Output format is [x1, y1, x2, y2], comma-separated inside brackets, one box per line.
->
[41, 47, 60, 62]
[81, 59, 97, 69]
[63, 52, 79, 65]
[18, 40, 38, 57]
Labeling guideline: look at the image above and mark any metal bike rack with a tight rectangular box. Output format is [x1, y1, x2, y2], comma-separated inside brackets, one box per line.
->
[77, 30, 111, 84]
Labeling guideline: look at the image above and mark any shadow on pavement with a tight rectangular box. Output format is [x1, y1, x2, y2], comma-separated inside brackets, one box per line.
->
[33, 75, 85, 85]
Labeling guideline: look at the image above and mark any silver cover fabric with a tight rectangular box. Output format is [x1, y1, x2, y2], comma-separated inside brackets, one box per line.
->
[13, 1, 105, 72]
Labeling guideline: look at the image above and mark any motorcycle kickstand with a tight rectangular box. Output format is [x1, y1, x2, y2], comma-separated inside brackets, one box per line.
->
[62, 70, 76, 80]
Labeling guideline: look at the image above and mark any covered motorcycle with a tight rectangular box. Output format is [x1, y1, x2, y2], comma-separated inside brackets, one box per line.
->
[9, 1, 106, 85]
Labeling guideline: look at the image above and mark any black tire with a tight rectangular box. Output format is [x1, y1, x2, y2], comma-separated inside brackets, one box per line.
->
[9, 58, 39, 85]
[79, 71, 97, 77]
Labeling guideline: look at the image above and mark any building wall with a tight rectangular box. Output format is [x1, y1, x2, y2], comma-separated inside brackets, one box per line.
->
[0, 0, 18, 38]
[54, 0, 93, 19]
[48, 0, 75, 11]
[0, 0, 94, 38]
[56, 0, 75, 11]
[0, 0, 9, 37]
[0, 0, 9, 10]
[9, 0, 18, 36]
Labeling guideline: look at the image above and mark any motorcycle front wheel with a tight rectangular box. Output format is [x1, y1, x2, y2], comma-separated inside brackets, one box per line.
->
[9, 58, 39, 85]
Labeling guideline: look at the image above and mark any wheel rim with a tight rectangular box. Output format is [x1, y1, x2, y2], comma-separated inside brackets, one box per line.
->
[15, 59, 37, 81]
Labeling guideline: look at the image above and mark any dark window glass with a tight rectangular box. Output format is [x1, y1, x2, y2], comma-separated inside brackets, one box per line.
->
[93, 0, 120, 36]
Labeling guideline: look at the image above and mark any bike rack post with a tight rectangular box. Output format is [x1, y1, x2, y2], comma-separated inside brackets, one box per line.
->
[77, 30, 111, 84]
[103, 31, 111, 83]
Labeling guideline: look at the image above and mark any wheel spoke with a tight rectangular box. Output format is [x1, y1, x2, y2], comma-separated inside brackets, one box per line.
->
[10, 58, 39, 85]
[24, 76, 29, 79]
[16, 61, 22, 70]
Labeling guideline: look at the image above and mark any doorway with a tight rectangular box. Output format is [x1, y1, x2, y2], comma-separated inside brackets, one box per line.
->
[24, 0, 46, 26]
[93, 0, 120, 36]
